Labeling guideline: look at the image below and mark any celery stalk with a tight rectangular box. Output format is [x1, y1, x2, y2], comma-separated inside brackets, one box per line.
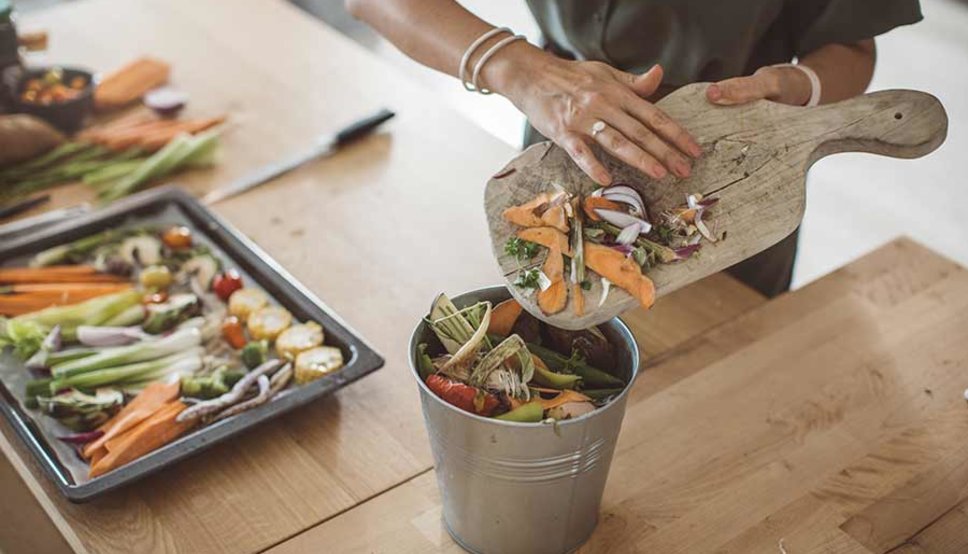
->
[52, 327, 201, 378]
[50, 348, 203, 393]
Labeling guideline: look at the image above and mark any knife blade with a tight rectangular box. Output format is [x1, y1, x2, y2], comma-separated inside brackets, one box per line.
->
[202, 108, 395, 205]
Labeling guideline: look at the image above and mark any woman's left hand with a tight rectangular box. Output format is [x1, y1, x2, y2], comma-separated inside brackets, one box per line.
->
[706, 65, 814, 106]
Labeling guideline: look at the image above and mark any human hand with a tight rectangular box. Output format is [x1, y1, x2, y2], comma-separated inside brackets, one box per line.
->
[706, 65, 814, 107]
[493, 55, 702, 185]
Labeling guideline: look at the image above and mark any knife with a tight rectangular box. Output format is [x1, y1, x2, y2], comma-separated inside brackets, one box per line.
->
[202, 108, 395, 205]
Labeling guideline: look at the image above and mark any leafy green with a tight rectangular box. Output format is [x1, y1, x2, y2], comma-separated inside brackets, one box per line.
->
[514, 268, 541, 290]
[0, 318, 48, 359]
[504, 237, 539, 260]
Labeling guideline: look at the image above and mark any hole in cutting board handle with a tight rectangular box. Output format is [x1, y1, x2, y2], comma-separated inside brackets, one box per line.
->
[894, 112, 903, 120]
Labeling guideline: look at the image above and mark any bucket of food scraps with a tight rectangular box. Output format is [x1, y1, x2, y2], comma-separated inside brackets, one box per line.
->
[409, 286, 639, 554]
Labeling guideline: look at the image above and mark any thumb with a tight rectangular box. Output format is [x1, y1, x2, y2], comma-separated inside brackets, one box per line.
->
[630, 64, 663, 98]
[707, 74, 773, 106]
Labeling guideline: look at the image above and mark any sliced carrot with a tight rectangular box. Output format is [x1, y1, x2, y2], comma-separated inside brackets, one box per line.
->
[517, 227, 572, 257]
[583, 197, 623, 222]
[136, 116, 226, 151]
[521, 226, 656, 310]
[534, 388, 591, 411]
[0, 265, 126, 284]
[539, 205, 570, 234]
[89, 400, 195, 478]
[537, 243, 567, 315]
[584, 242, 656, 309]
[6, 283, 131, 294]
[0, 283, 133, 316]
[82, 382, 180, 460]
[572, 282, 585, 317]
[487, 298, 522, 337]
[503, 193, 552, 228]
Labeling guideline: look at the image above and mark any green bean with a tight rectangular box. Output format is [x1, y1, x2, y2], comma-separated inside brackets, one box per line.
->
[495, 401, 544, 422]
[416, 343, 435, 380]
[532, 362, 582, 389]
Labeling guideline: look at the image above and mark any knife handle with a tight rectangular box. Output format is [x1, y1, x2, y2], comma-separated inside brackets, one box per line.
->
[335, 108, 396, 146]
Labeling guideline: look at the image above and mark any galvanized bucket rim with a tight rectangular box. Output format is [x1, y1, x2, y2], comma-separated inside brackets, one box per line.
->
[408, 285, 640, 429]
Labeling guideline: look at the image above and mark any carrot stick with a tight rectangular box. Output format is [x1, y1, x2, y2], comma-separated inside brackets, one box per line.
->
[0, 265, 127, 284]
[78, 111, 158, 141]
[0, 286, 132, 315]
[136, 116, 226, 151]
[5, 283, 131, 294]
[89, 400, 195, 478]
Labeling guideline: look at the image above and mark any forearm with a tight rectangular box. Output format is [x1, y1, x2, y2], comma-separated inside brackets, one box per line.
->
[800, 39, 876, 103]
[345, 0, 546, 93]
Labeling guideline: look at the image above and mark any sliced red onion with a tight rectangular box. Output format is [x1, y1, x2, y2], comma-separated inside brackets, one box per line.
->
[610, 243, 634, 255]
[144, 87, 188, 117]
[674, 244, 702, 260]
[77, 325, 150, 347]
[698, 197, 719, 208]
[616, 223, 643, 245]
[694, 210, 718, 243]
[594, 209, 653, 234]
[598, 278, 612, 307]
[25, 325, 62, 370]
[537, 270, 553, 292]
[58, 429, 104, 445]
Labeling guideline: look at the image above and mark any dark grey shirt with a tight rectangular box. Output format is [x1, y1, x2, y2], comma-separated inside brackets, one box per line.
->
[525, 0, 922, 85]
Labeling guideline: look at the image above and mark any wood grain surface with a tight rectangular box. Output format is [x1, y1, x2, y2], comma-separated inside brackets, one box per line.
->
[274, 238, 968, 553]
[0, 1, 767, 553]
[485, 85, 949, 329]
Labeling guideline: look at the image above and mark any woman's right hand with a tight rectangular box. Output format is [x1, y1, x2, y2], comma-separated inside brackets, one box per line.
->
[487, 50, 703, 186]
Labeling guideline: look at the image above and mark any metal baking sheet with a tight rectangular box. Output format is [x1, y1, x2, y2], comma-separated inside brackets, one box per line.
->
[0, 186, 384, 501]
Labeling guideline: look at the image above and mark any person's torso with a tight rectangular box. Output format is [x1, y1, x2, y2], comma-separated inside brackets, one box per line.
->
[525, 0, 795, 85]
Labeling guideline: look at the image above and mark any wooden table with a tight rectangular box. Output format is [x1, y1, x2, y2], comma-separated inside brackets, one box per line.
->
[0, 0, 764, 552]
[3, 2, 967, 554]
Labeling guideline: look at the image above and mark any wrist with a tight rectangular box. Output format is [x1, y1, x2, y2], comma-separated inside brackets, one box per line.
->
[478, 42, 554, 102]
[767, 65, 815, 106]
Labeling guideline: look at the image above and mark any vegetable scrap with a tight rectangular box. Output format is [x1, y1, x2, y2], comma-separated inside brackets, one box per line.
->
[94, 57, 171, 112]
[0, 224, 345, 478]
[0, 55, 226, 207]
[502, 184, 722, 315]
[417, 293, 628, 422]
[19, 67, 89, 106]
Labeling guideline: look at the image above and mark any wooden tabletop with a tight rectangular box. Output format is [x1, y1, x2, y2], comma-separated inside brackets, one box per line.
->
[272, 238, 968, 554]
[3, 2, 967, 554]
[0, 1, 765, 553]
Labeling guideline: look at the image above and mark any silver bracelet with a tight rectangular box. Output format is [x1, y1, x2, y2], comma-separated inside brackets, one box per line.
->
[771, 63, 822, 107]
[460, 27, 511, 92]
[471, 34, 526, 95]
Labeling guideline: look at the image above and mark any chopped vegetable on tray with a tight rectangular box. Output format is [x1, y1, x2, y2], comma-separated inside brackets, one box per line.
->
[0, 223, 345, 479]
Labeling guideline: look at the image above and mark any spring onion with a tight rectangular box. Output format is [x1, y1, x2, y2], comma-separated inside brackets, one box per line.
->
[51, 327, 202, 378]
[49, 348, 204, 393]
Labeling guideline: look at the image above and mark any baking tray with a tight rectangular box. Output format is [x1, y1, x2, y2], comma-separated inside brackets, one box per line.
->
[0, 186, 384, 501]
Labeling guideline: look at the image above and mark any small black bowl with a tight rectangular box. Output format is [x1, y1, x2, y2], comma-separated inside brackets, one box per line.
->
[3, 65, 95, 134]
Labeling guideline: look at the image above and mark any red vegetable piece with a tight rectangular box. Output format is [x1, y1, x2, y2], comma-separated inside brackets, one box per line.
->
[213, 270, 244, 301]
[162, 226, 193, 250]
[221, 316, 247, 349]
[425, 374, 500, 416]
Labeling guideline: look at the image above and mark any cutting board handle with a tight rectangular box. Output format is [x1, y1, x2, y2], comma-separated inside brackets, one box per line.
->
[802, 89, 948, 165]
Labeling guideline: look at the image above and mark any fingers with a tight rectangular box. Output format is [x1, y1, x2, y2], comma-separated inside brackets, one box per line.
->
[621, 97, 703, 160]
[604, 107, 692, 178]
[559, 132, 612, 186]
[707, 71, 778, 105]
[609, 64, 663, 99]
[591, 123, 667, 180]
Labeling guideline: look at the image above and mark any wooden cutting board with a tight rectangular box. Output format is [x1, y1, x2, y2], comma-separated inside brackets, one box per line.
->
[484, 83, 948, 329]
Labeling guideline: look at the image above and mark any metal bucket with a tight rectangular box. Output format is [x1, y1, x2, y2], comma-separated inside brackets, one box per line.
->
[408, 286, 640, 554]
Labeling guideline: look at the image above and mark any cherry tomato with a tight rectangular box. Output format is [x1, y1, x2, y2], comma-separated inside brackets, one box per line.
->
[425, 374, 500, 416]
[162, 226, 193, 249]
[212, 270, 244, 301]
[221, 316, 247, 349]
